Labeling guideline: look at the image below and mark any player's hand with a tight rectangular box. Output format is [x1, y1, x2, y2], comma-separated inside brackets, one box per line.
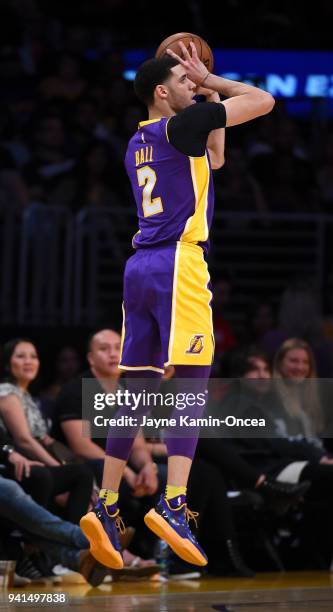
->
[55, 492, 70, 507]
[166, 41, 209, 86]
[133, 462, 159, 496]
[320, 456, 333, 465]
[123, 466, 138, 490]
[8, 451, 43, 482]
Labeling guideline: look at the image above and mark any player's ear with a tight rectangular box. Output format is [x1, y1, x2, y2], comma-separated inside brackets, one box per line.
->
[155, 84, 168, 100]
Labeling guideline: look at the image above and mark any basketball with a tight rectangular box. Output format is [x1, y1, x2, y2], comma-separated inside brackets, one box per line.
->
[155, 32, 214, 73]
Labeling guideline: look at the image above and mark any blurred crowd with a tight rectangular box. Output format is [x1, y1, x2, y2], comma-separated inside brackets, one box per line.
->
[1, 281, 333, 583]
[0, 1, 333, 218]
[1, 0, 333, 587]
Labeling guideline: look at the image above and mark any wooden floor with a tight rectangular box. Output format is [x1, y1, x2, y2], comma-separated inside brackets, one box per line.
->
[1, 572, 333, 611]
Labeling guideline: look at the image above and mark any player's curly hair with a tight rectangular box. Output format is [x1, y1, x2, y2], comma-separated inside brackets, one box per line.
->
[134, 56, 180, 106]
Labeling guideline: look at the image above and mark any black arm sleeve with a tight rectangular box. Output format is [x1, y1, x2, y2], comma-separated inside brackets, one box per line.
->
[167, 102, 226, 157]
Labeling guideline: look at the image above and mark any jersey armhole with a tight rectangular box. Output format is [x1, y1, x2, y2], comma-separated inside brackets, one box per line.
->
[165, 117, 171, 143]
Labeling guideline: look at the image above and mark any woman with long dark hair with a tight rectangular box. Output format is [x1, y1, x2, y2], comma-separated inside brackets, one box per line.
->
[0, 338, 94, 524]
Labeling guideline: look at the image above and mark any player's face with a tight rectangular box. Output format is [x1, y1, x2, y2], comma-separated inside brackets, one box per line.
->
[10, 342, 40, 386]
[280, 348, 310, 381]
[88, 330, 121, 378]
[167, 65, 196, 112]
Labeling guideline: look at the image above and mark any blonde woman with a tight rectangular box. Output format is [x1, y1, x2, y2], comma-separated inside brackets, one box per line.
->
[273, 338, 324, 437]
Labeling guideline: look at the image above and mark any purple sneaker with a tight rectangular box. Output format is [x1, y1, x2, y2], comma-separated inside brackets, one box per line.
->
[144, 495, 207, 566]
[80, 499, 124, 569]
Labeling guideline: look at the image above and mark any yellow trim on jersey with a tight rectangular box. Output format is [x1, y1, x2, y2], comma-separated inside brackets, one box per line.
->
[118, 364, 165, 374]
[166, 242, 214, 366]
[131, 229, 141, 248]
[119, 302, 126, 364]
[180, 154, 210, 245]
[138, 118, 162, 128]
[165, 118, 171, 143]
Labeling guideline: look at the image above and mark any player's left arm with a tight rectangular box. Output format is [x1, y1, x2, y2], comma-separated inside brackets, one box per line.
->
[200, 88, 225, 169]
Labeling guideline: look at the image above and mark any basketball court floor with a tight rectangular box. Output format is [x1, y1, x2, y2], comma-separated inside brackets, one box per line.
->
[1, 571, 333, 611]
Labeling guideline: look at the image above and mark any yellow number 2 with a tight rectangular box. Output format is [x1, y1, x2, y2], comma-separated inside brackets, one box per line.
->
[137, 165, 163, 217]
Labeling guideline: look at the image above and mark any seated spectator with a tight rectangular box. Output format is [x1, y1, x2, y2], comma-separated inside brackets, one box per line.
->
[0, 338, 94, 524]
[23, 113, 77, 208]
[212, 275, 237, 373]
[261, 281, 333, 377]
[249, 115, 318, 213]
[0, 442, 158, 583]
[273, 338, 325, 436]
[150, 367, 307, 577]
[40, 345, 82, 401]
[71, 96, 110, 153]
[54, 328, 160, 563]
[267, 152, 319, 213]
[219, 346, 333, 568]
[55, 329, 158, 494]
[198, 350, 309, 514]
[316, 130, 333, 212]
[241, 301, 275, 345]
[73, 140, 121, 211]
[0, 441, 104, 585]
[39, 53, 87, 102]
[215, 147, 269, 214]
[0, 145, 29, 214]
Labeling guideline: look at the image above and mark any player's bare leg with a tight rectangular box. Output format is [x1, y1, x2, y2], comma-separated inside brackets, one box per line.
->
[101, 456, 127, 491]
[167, 455, 192, 487]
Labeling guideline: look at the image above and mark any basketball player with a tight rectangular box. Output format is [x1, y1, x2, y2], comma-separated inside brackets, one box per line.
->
[81, 42, 275, 569]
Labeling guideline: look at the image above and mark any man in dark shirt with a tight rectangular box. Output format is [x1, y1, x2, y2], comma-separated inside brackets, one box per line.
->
[55, 328, 158, 494]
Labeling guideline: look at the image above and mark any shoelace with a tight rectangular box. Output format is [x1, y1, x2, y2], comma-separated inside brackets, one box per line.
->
[114, 514, 126, 535]
[103, 504, 126, 534]
[185, 507, 199, 528]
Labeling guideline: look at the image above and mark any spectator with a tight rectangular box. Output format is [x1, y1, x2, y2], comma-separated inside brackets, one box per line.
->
[222, 346, 333, 568]
[261, 281, 333, 377]
[242, 301, 275, 345]
[212, 276, 237, 363]
[23, 113, 77, 208]
[39, 53, 87, 101]
[0, 442, 158, 582]
[71, 96, 110, 153]
[215, 147, 269, 213]
[0, 145, 29, 214]
[74, 140, 121, 210]
[55, 328, 158, 493]
[273, 338, 325, 436]
[40, 346, 82, 401]
[0, 338, 94, 524]
[317, 130, 333, 212]
[54, 328, 160, 565]
[0, 442, 107, 585]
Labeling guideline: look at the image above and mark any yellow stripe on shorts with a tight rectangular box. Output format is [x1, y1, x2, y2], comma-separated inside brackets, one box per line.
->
[166, 242, 214, 366]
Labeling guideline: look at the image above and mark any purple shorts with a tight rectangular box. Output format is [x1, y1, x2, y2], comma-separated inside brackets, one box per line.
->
[119, 242, 214, 373]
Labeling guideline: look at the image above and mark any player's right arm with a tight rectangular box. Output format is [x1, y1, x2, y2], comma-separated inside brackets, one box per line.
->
[167, 41, 275, 126]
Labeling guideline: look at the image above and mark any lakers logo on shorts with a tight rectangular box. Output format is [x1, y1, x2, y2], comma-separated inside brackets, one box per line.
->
[186, 335, 204, 354]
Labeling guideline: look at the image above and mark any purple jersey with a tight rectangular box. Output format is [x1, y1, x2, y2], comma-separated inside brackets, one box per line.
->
[125, 117, 214, 253]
